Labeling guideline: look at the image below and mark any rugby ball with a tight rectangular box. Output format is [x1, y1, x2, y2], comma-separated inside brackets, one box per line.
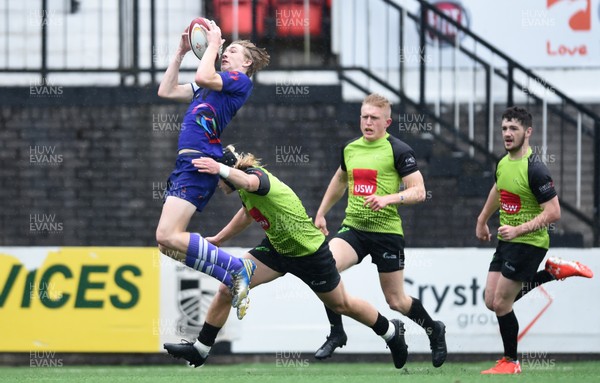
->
[188, 17, 211, 60]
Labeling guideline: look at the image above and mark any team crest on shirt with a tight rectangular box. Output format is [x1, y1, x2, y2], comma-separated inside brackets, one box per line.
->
[500, 190, 521, 214]
[248, 207, 270, 229]
[352, 168, 378, 196]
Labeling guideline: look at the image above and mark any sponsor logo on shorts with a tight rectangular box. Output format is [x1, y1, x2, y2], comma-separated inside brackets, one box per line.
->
[310, 280, 326, 286]
[504, 261, 516, 272]
[382, 252, 398, 260]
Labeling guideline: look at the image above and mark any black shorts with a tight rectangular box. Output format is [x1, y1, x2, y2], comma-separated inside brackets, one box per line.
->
[489, 240, 547, 282]
[334, 225, 406, 273]
[248, 237, 341, 293]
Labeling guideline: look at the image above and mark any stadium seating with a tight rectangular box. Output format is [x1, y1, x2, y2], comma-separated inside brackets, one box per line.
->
[272, 0, 325, 37]
[213, 0, 268, 37]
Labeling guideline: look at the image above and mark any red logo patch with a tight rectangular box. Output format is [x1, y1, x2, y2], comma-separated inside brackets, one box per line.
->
[248, 207, 270, 230]
[352, 169, 377, 196]
[500, 190, 522, 215]
[547, 0, 591, 31]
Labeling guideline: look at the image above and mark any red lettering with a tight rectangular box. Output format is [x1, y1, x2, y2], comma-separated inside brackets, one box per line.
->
[546, 40, 588, 56]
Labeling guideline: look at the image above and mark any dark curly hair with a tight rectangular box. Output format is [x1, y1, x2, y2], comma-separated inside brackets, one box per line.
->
[502, 106, 532, 129]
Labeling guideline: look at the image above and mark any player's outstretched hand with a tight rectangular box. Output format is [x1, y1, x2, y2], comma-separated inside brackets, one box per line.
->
[314, 215, 329, 236]
[476, 222, 492, 242]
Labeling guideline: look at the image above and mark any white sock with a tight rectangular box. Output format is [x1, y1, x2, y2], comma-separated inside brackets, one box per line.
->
[193, 339, 211, 358]
[381, 321, 396, 342]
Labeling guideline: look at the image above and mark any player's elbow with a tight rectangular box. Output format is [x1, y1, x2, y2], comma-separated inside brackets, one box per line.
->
[194, 72, 212, 88]
[413, 186, 427, 203]
[157, 86, 174, 100]
[239, 180, 258, 192]
[548, 208, 561, 223]
[194, 74, 206, 88]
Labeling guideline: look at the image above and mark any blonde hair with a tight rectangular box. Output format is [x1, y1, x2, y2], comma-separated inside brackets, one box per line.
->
[363, 93, 392, 118]
[231, 40, 270, 78]
[235, 152, 262, 170]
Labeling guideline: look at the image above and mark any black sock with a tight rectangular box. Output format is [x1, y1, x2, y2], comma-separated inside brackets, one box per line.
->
[371, 312, 390, 336]
[497, 310, 519, 361]
[325, 305, 345, 334]
[406, 297, 436, 336]
[198, 322, 221, 346]
[514, 270, 554, 302]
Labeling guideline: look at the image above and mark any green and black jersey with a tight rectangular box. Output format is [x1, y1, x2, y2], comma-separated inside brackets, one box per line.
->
[495, 147, 557, 249]
[340, 133, 418, 235]
[238, 167, 325, 257]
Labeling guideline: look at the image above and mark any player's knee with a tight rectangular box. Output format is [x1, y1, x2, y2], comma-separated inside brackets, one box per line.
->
[215, 284, 233, 303]
[326, 300, 351, 316]
[387, 295, 411, 315]
[484, 294, 494, 311]
[491, 299, 511, 315]
[155, 227, 174, 249]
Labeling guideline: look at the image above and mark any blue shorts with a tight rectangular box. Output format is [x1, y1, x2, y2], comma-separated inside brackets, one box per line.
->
[164, 153, 219, 212]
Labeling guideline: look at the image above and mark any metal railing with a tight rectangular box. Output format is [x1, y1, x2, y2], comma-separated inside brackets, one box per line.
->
[335, 0, 599, 246]
[1, 0, 597, 245]
[0, 0, 331, 85]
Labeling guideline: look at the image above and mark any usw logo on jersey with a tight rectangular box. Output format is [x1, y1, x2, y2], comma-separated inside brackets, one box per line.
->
[500, 190, 522, 215]
[352, 168, 378, 196]
[248, 207, 270, 230]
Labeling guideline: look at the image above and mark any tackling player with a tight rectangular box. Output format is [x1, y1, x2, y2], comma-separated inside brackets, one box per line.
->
[164, 146, 409, 369]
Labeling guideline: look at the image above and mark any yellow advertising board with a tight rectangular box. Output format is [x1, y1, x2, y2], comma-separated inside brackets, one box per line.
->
[0, 247, 160, 352]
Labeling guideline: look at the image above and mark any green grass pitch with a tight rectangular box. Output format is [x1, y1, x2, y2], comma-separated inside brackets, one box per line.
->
[1, 361, 599, 383]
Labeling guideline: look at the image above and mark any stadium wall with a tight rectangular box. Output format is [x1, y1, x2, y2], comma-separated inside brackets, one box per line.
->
[1, 246, 598, 359]
[1, 84, 527, 248]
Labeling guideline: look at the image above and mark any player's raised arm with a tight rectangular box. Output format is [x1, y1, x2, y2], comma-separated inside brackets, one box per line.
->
[157, 28, 195, 102]
[194, 21, 224, 91]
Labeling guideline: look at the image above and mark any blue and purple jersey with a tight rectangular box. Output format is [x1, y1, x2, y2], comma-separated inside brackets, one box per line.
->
[177, 71, 253, 158]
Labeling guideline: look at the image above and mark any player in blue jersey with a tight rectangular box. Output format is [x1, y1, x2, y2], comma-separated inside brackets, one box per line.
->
[155, 20, 270, 310]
